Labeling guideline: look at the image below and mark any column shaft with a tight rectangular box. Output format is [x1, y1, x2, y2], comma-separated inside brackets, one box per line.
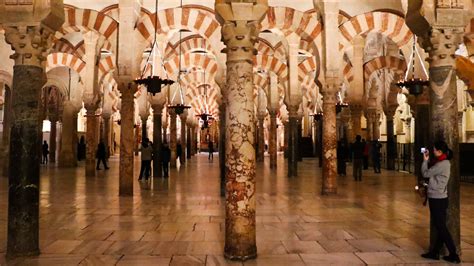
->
[169, 111, 177, 168]
[2, 87, 12, 177]
[386, 117, 396, 170]
[269, 114, 277, 168]
[257, 116, 264, 162]
[119, 87, 135, 196]
[58, 102, 78, 167]
[180, 115, 186, 164]
[49, 119, 57, 163]
[287, 115, 298, 177]
[153, 111, 163, 177]
[85, 110, 98, 176]
[321, 92, 337, 194]
[103, 116, 111, 158]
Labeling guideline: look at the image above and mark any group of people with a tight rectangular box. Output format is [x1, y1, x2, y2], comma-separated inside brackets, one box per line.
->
[137, 138, 173, 180]
[336, 135, 382, 180]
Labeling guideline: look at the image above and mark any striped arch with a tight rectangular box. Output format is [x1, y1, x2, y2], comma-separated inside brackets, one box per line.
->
[364, 56, 407, 80]
[67, 40, 114, 58]
[100, 4, 151, 21]
[163, 53, 218, 79]
[0, 69, 13, 89]
[46, 53, 86, 80]
[342, 61, 353, 84]
[57, 7, 119, 42]
[298, 56, 318, 82]
[256, 38, 275, 56]
[98, 56, 116, 79]
[180, 71, 216, 89]
[261, 7, 323, 41]
[339, 12, 413, 50]
[254, 73, 269, 91]
[253, 54, 288, 82]
[164, 35, 214, 60]
[136, 7, 223, 52]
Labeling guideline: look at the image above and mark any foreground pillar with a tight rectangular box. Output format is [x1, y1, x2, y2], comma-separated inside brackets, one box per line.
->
[287, 108, 298, 177]
[49, 116, 58, 163]
[186, 124, 192, 159]
[426, 26, 463, 252]
[385, 108, 396, 170]
[119, 84, 136, 196]
[152, 104, 163, 177]
[269, 110, 277, 168]
[85, 106, 98, 176]
[59, 101, 78, 167]
[365, 109, 375, 141]
[169, 109, 177, 168]
[3, 18, 62, 256]
[2, 86, 12, 177]
[215, 0, 267, 260]
[103, 113, 111, 158]
[219, 103, 226, 197]
[350, 106, 362, 140]
[321, 89, 338, 194]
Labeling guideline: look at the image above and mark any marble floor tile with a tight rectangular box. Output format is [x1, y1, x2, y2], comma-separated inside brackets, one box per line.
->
[141, 231, 177, 241]
[70, 240, 114, 255]
[355, 251, 404, 264]
[105, 230, 146, 241]
[300, 252, 365, 265]
[170, 255, 206, 266]
[243, 254, 305, 266]
[281, 240, 327, 254]
[104, 241, 158, 255]
[254, 241, 287, 255]
[317, 240, 359, 253]
[42, 240, 83, 254]
[347, 238, 402, 252]
[205, 255, 243, 266]
[78, 254, 122, 265]
[117, 255, 171, 265]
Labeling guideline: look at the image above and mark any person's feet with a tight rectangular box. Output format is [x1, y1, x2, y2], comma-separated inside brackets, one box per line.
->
[443, 254, 461, 264]
[105, 167, 109, 170]
[421, 252, 439, 260]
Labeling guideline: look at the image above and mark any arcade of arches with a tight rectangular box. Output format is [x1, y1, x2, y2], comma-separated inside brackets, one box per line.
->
[1, 0, 474, 264]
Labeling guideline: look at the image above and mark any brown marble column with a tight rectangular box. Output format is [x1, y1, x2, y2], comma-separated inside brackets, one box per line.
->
[317, 118, 323, 167]
[186, 123, 192, 159]
[3, 20, 62, 257]
[169, 109, 177, 168]
[119, 84, 136, 196]
[350, 106, 362, 141]
[425, 27, 463, 252]
[59, 101, 78, 167]
[180, 113, 187, 164]
[372, 112, 381, 141]
[283, 121, 289, 158]
[297, 116, 303, 162]
[321, 89, 338, 194]
[2, 86, 12, 177]
[141, 116, 147, 140]
[287, 107, 298, 177]
[152, 105, 163, 177]
[365, 109, 375, 141]
[216, 0, 267, 260]
[219, 104, 226, 197]
[84, 106, 98, 176]
[257, 114, 265, 162]
[409, 89, 431, 178]
[269, 111, 277, 168]
[385, 109, 397, 170]
[49, 116, 58, 163]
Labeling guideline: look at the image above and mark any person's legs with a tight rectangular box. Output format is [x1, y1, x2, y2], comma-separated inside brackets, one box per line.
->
[145, 160, 151, 179]
[138, 160, 146, 180]
[357, 159, 363, 181]
[162, 162, 169, 177]
[96, 159, 101, 170]
[102, 158, 109, 169]
[431, 199, 457, 255]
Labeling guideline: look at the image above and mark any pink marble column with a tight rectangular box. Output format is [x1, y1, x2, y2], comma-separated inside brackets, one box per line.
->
[169, 109, 177, 168]
[85, 106, 98, 176]
[216, 0, 267, 260]
[321, 90, 337, 194]
[58, 101, 78, 167]
[119, 84, 136, 196]
[269, 111, 277, 168]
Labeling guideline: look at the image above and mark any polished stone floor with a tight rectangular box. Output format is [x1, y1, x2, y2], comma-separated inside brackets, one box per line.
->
[1, 153, 474, 265]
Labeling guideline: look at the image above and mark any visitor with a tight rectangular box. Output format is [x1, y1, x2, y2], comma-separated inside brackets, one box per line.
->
[208, 140, 214, 161]
[96, 139, 109, 170]
[42, 140, 49, 164]
[372, 140, 382, 173]
[78, 136, 86, 161]
[352, 135, 364, 181]
[420, 140, 460, 263]
[161, 143, 171, 177]
[138, 138, 153, 181]
[362, 139, 369, 169]
[177, 142, 183, 164]
[337, 140, 347, 176]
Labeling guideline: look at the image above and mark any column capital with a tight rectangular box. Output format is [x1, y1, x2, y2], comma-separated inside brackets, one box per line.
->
[215, 0, 268, 63]
[321, 89, 337, 105]
[4, 25, 54, 67]
[268, 108, 278, 117]
[424, 27, 464, 68]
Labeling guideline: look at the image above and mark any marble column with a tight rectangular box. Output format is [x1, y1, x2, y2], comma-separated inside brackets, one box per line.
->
[141, 116, 147, 140]
[216, 0, 267, 260]
[287, 107, 298, 177]
[385, 109, 397, 170]
[3, 23, 60, 257]
[180, 113, 187, 164]
[350, 106, 362, 141]
[297, 116, 303, 162]
[152, 105, 163, 177]
[317, 118, 323, 167]
[2, 86, 12, 177]
[169, 109, 177, 168]
[119, 84, 136, 196]
[365, 109, 375, 141]
[219, 104, 226, 197]
[59, 101, 78, 167]
[321, 89, 338, 194]
[269, 111, 277, 168]
[372, 112, 381, 141]
[186, 124, 192, 159]
[49, 116, 58, 163]
[103, 113, 111, 158]
[257, 114, 265, 162]
[426, 26, 463, 252]
[283, 121, 289, 158]
[84, 106, 98, 176]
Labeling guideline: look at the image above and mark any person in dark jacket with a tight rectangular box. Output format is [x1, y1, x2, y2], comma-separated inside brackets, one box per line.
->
[96, 140, 109, 170]
[78, 136, 86, 161]
[138, 138, 153, 180]
[352, 135, 364, 181]
[161, 143, 171, 177]
[337, 140, 347, 176]
[42, 140, 49, 164]
[177, 142, 183, 164]
[420, 141, 460, 264]
[208, 140, 214, 161]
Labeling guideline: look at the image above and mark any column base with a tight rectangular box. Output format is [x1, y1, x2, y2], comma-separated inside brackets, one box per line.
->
[224, 251, 257, 261]
[321, 187, 337, 195]
[6, 249, 40, 259]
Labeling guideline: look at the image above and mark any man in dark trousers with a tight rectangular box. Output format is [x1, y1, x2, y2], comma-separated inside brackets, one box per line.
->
[352, 135, 365, 181]
[161, 143, 171, 177]
[96, 140, 109, 170]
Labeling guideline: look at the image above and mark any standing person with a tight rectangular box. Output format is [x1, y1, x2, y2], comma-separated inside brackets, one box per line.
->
[161, 143, 171, 177]
[420, 141, 460, 263]
[176, 142, 183, 164]
[42, 140, 49, 164]
[362, 139, 369, 169]
[337, 140, 347, 176]
[208, 140, 214, 161]
[372, 140, 382, 173]
[138, 138, 153, 181]
[352, 135, 364, 181]
[96, 139, 109, 170]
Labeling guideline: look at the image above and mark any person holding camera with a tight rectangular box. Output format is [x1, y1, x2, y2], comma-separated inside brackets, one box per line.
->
[420, 140, 460, 263]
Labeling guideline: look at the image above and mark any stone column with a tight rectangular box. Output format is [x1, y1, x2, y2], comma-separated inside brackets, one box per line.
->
[49, 115, 58, 163]
[317, 118, 323, 167]
[257, 114, 265, 162]
[269, 110, 277, 168]
[186, 122, 192, 159]
[350, 106, 362, 140]
[119, 84, 136, 196]
[425, 26, 463, 251]
[283, 121, 289, 158]
[152, 104, 163, 177]
[297, 115, 303, 161]
[219, 103, 226, 197]
[287, 107, 298, 177]
[103, 113, 111, 158]
[3, 20, 61, 257]
[385, 108, 397, 170]
[59, 101, 78, 167]
[84, 106, 98, 176]
[365, 109, 375, 141]
[169, 109, 177, 168]
[2, 86, 12, 177]
[215, 0, 267, 260]
[180, 112, 187, 164]
[408, 90, 431, 178]
[141, 115, 147, 140]
[321, 89, 338, 194]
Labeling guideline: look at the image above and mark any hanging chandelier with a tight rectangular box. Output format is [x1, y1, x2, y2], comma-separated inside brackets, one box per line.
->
[396, 36, 429, 96]
[134, 0, 174, 95]
[196, 59, 213, 129]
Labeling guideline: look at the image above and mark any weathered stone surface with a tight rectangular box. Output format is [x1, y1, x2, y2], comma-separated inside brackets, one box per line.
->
[321, 90, 337, 195]
[58, 101, 78, 168]
[85, 109, 98, 177]
[269, 112, 277, 169]
[7, 65, 46, 257]
[169, 109, 177, 168]
[287, 112, 298, 177]
[119, 84, 136, 196]
[152, 109, 163, 178]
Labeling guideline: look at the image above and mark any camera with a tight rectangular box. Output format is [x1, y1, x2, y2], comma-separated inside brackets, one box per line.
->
[420, 147, 427, 154]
